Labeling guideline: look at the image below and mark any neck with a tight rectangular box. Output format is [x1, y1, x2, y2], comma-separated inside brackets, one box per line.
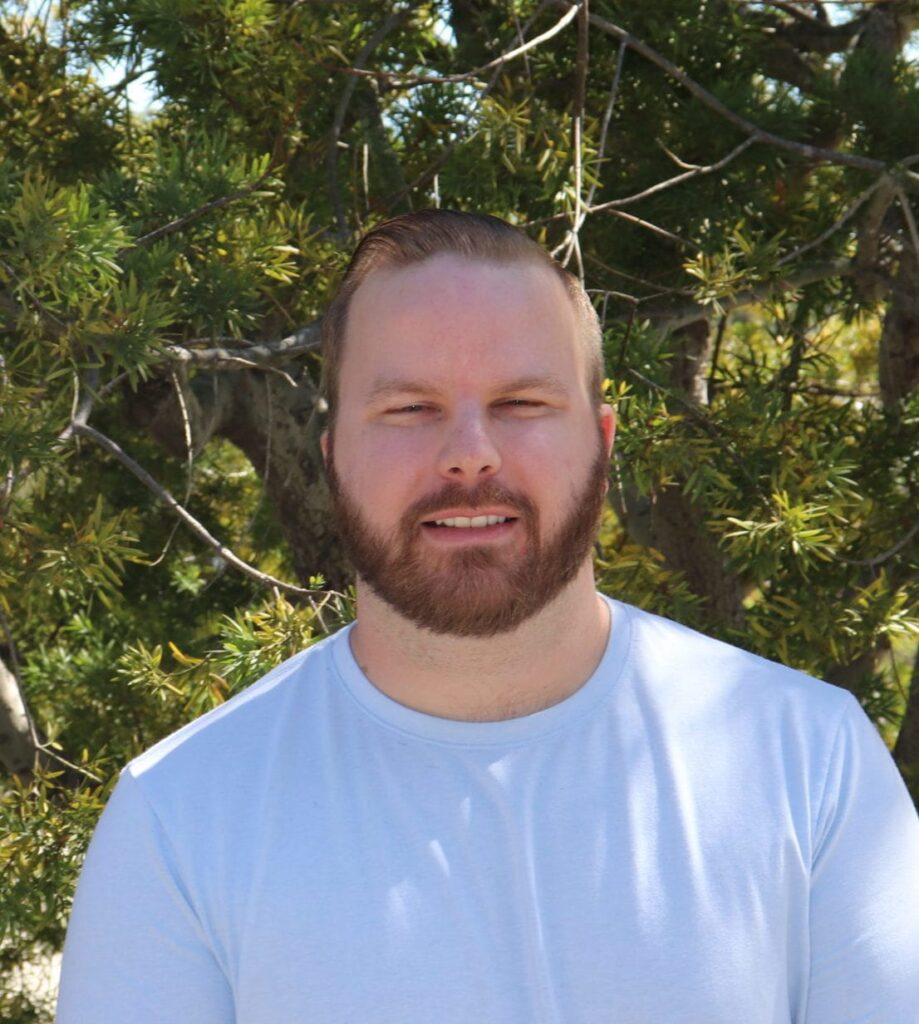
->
[348, 564, 610, 721]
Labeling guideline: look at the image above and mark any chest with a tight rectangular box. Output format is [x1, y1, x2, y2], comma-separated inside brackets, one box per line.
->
[201, 738, 808, 1024]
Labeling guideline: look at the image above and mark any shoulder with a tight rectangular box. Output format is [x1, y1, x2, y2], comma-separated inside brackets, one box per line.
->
[616, 598, 852, 712]
[125, 625, 351, 789]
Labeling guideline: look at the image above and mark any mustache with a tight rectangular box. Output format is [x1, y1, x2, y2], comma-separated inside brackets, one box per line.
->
[402, 481, 538, 525]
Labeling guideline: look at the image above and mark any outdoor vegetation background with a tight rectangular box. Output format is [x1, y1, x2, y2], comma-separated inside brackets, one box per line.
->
[2, 0, 919, 1018]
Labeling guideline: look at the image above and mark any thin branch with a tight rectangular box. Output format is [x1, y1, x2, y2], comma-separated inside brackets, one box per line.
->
[897, 188, 919, 262]
[553, 0, 894, 174]
[327, 6, 418, 238]
[0, 258, 65, 331]
[379, 0, 554, 210]
[657, 139, 708, 171]
[531, 138, 755, 235]
[600, 208, 693, 248]
[164, 321, 321, 369]
[836, 519, 919, 569]
[342, 3, 581, 87]
[35, 742, 104, 785]
[585, 251, 690, 297]
[149, 369, 195, 568]
[560, 0, 590, 277]
[623, 259, 853, 329]
[512, 7, 533, 82]
[56, 368, 98, 444]
[777, 177, 887, 267]
[72, 423, 315, 598]
[588, 137, 757, 214]
[123, 170, 274, 255]
[585, 38, 627, 210]
[707, 313, 729, 403]
[105, 53, 149, 98]
[614, 305, 637, 376]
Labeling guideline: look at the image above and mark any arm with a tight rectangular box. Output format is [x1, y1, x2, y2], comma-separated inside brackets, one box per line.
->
[56, 771, 234, 1024]
[805, 696, 919, 1023]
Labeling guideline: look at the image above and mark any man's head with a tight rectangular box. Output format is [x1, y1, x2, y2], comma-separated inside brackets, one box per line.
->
[321, 209, 605, 427]
[321, 210, 614, 637]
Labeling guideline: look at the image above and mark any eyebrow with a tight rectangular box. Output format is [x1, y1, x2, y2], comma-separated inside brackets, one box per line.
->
[365, 377, 440, 403]
[365, 374, 571, 403]
[497, 374, 571, 398]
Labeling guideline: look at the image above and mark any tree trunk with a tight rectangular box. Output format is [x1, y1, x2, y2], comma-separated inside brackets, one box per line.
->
[893, 643, 919, 808]
[126, 368, 351, 590]
[0, 652, 38, 776]
[642, 319, 747, 628]
[878, 244, 919, 406]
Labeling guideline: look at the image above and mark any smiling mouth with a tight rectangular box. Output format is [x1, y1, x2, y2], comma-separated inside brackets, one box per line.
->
[424, 515, 516, 529]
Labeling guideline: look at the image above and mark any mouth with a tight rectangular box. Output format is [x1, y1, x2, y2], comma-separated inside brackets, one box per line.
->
[424, 514, 516, 529]
[419, 511, 521, 544]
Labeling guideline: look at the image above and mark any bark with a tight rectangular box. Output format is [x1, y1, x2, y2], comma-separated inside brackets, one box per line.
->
[126, 368, 350, 590]
[649, 481, 746, 628]
[853, 177, 898, 302]
[648, 321, 744, 628]
[614, 319, 747, 628]
[892, 643, 919, 806]
[0, 652, 38, 776]
[878, 244, 919, 406]
[824, 646, 885, 696]
[667, 318, 712, 405]
[220, 372, 350, 590]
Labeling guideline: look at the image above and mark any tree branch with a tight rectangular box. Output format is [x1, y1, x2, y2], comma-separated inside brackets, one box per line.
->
[585, 39, 628, 210]
[122, 170, 274, 255]
[340, 2, 581, 87]
[589, 137, 757, 214]
[626, 259, 853, 330]
[164, 321, 321, 369]
[552, 0, 902, 175]
[71, 423, 315, 598]
[327, 6, 418, 238]
[836, 518, 919, 569]
[778, 175, 888, 267]
[378, 0, 554, 211]
[557, 0, 590, 276]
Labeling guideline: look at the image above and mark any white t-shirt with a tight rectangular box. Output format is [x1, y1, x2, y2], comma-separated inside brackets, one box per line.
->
[56, 598, 919, 1023]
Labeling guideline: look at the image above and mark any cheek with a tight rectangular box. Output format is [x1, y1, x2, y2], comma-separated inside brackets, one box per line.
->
[503, 422, 586, 483]
[336, 426, 434, 502]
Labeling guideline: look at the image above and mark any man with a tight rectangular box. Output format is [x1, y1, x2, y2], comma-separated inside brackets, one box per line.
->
[57, 210, 919, 1023]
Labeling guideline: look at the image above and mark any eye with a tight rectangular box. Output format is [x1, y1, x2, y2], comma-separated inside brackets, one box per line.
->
[497, 398, 546, 413]
[382, 403, 437, 421]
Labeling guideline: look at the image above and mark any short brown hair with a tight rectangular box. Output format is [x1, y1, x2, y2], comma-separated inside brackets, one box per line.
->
[320, 210, 604, 424]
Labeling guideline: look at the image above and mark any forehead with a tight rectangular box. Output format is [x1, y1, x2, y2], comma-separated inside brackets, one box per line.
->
[341, 254, 583, 392]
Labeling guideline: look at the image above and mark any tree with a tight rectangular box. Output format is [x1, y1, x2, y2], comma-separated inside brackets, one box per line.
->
[2, 0, 918, 1017]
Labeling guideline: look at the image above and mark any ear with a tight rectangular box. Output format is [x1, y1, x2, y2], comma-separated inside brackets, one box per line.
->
[599, 403, 616, 456]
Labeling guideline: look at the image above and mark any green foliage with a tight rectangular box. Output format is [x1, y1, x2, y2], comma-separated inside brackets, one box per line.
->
[1, 1, 918, 1016]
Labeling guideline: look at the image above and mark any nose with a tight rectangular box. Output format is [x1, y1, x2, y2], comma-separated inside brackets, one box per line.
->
[436, 406, 502, 482]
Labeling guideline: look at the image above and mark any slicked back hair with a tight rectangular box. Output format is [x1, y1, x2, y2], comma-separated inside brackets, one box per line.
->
[320, 209, 604, 426]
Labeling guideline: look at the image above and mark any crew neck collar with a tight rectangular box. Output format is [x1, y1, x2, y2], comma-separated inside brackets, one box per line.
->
[330, 595, 633, 746]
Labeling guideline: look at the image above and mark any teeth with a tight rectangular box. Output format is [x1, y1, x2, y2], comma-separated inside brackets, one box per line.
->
[433, 515, 509, 528]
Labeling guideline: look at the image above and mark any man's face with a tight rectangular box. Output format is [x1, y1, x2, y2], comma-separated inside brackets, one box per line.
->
[323, 253, 615, 637]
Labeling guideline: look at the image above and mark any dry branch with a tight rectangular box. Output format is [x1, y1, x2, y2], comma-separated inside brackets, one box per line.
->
[72, 422, 314, 598]
[627, 258, 853, 330]
[340, 3, 581, 87]
[328, 6, 419, 237]
[552, 0, 908, 175]
[164, 322, 321, 369]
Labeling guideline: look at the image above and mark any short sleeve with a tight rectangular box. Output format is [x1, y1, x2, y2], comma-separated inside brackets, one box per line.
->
[56, 770, 234, 1024]
[805, 696, 919, 1023]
